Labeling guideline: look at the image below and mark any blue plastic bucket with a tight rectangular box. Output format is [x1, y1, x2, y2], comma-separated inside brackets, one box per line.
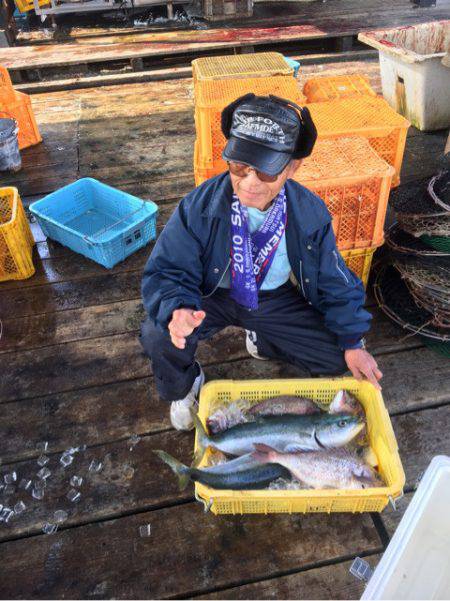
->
[0, 118, 21, 172]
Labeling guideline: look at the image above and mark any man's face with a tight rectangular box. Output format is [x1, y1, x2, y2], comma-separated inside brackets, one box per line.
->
[229, 160, 301, 210]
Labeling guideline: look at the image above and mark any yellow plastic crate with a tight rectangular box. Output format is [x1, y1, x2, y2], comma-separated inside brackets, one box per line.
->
[303, 75, 376, 103]
[195, 377, 405, 515]
[308, 96, 410, 187]
[14, 0, 50, 12]
[341, 244, 380, 288]
[0, 187, 35, 281]
[194, 76, 305, 171]
[192, 52, 294, 84]
[295, 137, 394, 250]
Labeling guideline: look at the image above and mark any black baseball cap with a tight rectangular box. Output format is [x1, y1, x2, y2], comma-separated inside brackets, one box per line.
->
[221, 94, 316, 176]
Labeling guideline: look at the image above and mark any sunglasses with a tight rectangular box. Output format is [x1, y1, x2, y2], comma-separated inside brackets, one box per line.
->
[227, 161, 281, 183]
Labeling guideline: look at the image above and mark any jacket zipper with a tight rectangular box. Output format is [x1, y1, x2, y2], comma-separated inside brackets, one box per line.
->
[202, 258, 232, 299]
[333, 250, 349, 284]
[298, 260, 306, 297]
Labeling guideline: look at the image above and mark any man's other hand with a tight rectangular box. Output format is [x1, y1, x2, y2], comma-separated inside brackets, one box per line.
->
[344, 348, 383, 390]
[168, 308, 206, 349]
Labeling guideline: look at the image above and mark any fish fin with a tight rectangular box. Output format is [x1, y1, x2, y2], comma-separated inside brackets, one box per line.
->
[191, 409, 210, 467]
[153, 450, 190, 491]
[328, 390, 344, 414]
[250, 443, 274, 463]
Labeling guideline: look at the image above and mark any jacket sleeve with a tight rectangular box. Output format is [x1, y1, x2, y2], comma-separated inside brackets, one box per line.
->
[141, 198, 204, 330]
[315, 223, 372, 349]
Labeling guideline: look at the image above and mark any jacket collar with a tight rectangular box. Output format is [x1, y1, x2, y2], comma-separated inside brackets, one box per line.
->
[201, 173, 330, 237]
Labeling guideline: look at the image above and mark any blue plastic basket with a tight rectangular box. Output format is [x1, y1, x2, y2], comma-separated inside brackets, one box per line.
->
[283, 57, 300, 78]
[29, 178, 158, 268]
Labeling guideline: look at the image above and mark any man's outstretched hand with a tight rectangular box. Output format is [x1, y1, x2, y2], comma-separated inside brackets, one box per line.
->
[344, 348, 383, 390]
[168, 308, 206, 349]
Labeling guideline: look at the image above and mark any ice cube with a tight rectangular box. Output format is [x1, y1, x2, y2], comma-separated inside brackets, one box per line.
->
[54, 509, 68, 523]
[139, 524, 151, 537]
[14, 501, 26, 514]
[70, 476, 83, 488]
[4, 472, 17, 484]
[36, 441, 49, 452]
[34, 479, 47, 490]
[42, 522, 58, 535]
[60, 454, 73, 467]
[66, 489, 81, 503]
[88, 460, 102, 473]
[349, 557, 373, 582]
[37, 467, 51, 480]
[37, 455, 49, 467]
[3, 484, 15, 496]
[0, 507, 14, 523]
[19, 479, 32, 491]
[32, 487, 45, 500]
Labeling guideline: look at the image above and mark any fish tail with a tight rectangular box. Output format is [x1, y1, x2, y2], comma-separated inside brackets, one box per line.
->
[153, 450, 191, 491]
[191, 410, 210, 467]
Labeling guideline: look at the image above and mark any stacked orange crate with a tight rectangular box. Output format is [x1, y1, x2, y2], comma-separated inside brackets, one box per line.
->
[293, 137, 395, 286]
[192, 53, 304, 186]
[0, 65, 42, 150]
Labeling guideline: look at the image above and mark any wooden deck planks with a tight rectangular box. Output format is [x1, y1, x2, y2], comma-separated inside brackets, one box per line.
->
[199, 555, 382, 599]
[0, 503, 383, 598]
[1, 51, 448, 600]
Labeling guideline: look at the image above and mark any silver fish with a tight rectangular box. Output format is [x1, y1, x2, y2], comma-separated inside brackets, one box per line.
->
[251, 444, 383, 490]
[154, 450, 290, 490]
[207, 396, 321, 434]
[194, 411, 365, 462]
[248, 396, 321, 417]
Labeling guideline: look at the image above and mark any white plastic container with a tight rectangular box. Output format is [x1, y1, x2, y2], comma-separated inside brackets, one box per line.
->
[362, 455, 450, 600]
[359, 21, 450, 131]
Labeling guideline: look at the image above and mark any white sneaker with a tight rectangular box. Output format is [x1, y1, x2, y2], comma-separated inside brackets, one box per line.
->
[245, 330, 269, 361]
[170, 363, 205, 431]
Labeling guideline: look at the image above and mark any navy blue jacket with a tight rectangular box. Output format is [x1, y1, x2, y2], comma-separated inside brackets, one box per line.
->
[142, 173, 372, 349]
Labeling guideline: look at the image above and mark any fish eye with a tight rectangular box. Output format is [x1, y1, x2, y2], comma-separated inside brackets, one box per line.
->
[338, 420, 348, 428]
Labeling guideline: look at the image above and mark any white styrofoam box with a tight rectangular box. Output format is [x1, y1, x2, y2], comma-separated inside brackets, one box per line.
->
[359, 21, 450, 131]
[362, 455, 450, 600]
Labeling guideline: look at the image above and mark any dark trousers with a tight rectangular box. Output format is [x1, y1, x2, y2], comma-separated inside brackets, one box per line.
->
[140, 282, 347, 402]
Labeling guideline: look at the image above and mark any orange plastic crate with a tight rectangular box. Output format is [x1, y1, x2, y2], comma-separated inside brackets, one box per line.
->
[295, 137, 394, 250]
[303, 75, 376, 103]
[194, 76, 305, 171]
[0, 66, 15, 103]
[192, 52, 294, 84]
[0, 90, 42, 150]
[308, 96, 409, 187]
[0, 187, 35, 282]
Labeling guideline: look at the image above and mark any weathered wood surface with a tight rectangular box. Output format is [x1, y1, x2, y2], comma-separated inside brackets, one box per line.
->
[1, 51, 448, 600]
[2, 342, 447, 466]
[199, 555, 382, 600]
[2, 304, 438, 403]
[1, 399, 447, 544]
[0, 503, 382, 598]
[3, 7, 449, 71]
[14, 0, 450, 44]
[391, 406, 450, 489]
[0, 300, 416, 353]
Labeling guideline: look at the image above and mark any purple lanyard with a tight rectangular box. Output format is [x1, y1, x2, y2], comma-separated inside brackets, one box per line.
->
[230, 187, 287, 310]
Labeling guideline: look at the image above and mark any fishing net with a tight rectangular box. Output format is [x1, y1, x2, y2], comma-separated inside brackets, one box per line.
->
[373, 264, 450, 341]
[385, 224, 448, 257]
[391, 254, 450, 328]
[389, 170, 450, 237]
[421, 234, 450, 253]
